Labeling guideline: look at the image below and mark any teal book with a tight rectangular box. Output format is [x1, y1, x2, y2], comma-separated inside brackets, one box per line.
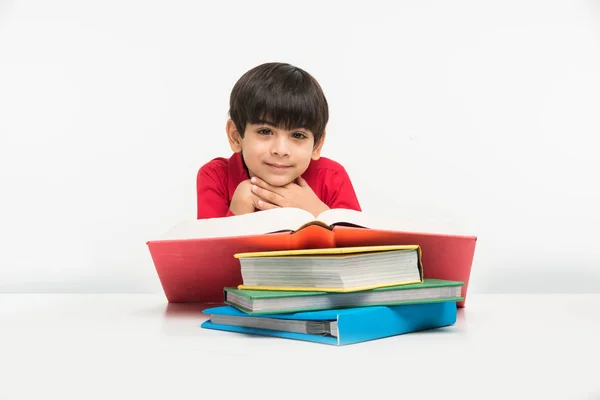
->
[201, 301, 458, 346]
[224, 278, 464, 315]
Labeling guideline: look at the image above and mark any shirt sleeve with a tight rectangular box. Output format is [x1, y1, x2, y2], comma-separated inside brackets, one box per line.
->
[196, 164, 231, 219]
[326, 168, 362, 211]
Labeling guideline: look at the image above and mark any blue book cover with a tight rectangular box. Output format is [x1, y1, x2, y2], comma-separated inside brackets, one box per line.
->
[201, 301, 457, 345]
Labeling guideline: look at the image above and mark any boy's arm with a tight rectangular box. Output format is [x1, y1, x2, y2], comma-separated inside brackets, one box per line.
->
[196, 165, 233, 219]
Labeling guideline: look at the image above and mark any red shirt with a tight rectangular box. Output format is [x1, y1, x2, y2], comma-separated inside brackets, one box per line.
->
[196, 152, 361, 219]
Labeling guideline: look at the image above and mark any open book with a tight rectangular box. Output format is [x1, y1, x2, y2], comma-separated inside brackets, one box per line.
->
[159, 207, 379, 241]
[147, 208, 477, 307]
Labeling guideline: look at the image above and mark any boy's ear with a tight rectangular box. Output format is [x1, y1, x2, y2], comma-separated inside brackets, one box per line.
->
[311, 130, 327, 160]
[226, 119, 243, 153]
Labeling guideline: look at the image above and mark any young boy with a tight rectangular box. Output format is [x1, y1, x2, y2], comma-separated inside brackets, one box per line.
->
[196, 62, 361, 219]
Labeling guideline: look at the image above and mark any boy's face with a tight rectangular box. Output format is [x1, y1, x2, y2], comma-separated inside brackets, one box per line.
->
[227, 120, 324, 187]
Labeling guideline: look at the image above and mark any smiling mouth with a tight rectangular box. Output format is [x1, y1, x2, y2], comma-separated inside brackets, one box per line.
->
[265, 162, 292, 170]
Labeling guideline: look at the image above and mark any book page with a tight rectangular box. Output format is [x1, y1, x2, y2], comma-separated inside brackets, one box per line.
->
[317, 208, 375, 228]
[158, 207, 315, 240]
[317, 208, 422, 232]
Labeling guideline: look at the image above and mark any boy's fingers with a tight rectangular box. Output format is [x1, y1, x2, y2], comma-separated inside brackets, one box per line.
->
[251, 176, 277, 192]
[252, 185, 281, 204]
[253, 196, 278, 210]
[258, 200, 278, 210]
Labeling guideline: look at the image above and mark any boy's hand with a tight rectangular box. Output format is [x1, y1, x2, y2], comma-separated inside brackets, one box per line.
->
[250, 176, 329, 217]
[229, 179, 278, 215]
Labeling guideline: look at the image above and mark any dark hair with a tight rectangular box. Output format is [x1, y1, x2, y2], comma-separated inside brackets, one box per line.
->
[229, 62, 329, 145]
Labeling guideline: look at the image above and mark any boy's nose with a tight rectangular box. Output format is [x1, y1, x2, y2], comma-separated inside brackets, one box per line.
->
[271, 137, 290, 157]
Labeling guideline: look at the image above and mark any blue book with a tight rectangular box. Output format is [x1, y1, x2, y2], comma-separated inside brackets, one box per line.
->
[201, 301, 457, 345]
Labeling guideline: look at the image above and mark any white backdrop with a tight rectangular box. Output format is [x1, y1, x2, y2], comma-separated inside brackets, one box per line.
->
[1, 0, 599, 294]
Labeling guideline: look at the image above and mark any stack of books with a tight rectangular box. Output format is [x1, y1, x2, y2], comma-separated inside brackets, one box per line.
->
[201, 245, 464, 346]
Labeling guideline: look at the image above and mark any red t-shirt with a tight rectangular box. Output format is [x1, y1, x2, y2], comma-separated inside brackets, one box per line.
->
[196, 152, 361, 219]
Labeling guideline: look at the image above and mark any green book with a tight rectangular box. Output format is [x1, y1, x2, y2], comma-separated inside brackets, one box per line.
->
[224, 279, 464, 315]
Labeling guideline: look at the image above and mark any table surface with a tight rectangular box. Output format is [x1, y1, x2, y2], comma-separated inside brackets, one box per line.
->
[1, 294, 599, 400]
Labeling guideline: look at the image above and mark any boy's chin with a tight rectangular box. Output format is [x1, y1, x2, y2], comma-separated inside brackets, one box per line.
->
[260, 174, 297, 188]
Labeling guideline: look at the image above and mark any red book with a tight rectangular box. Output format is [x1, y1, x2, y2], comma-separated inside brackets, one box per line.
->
[147, 208, 477, 307]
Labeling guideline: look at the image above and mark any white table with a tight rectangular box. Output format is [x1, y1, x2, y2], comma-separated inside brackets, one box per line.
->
[1, 294, 599, 400]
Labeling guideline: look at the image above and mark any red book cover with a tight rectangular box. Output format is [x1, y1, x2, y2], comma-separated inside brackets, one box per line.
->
[146, 209, 477, 307]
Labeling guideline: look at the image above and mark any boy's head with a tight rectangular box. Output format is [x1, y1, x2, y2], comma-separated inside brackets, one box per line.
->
[226, 62, 329, 187]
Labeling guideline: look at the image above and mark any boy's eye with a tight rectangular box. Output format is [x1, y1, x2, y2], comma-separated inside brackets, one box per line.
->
[292, 132, 307, 139]
[257, 128, 272, 135]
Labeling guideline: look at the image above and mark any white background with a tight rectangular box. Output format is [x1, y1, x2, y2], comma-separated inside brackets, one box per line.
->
[1, 0, 599, 294]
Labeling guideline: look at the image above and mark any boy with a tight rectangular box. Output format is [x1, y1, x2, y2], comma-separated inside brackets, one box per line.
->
[196, 62, 361, 219]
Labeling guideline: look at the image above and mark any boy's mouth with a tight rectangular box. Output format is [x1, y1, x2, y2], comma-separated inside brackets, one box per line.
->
[265, 162, 292, 171]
